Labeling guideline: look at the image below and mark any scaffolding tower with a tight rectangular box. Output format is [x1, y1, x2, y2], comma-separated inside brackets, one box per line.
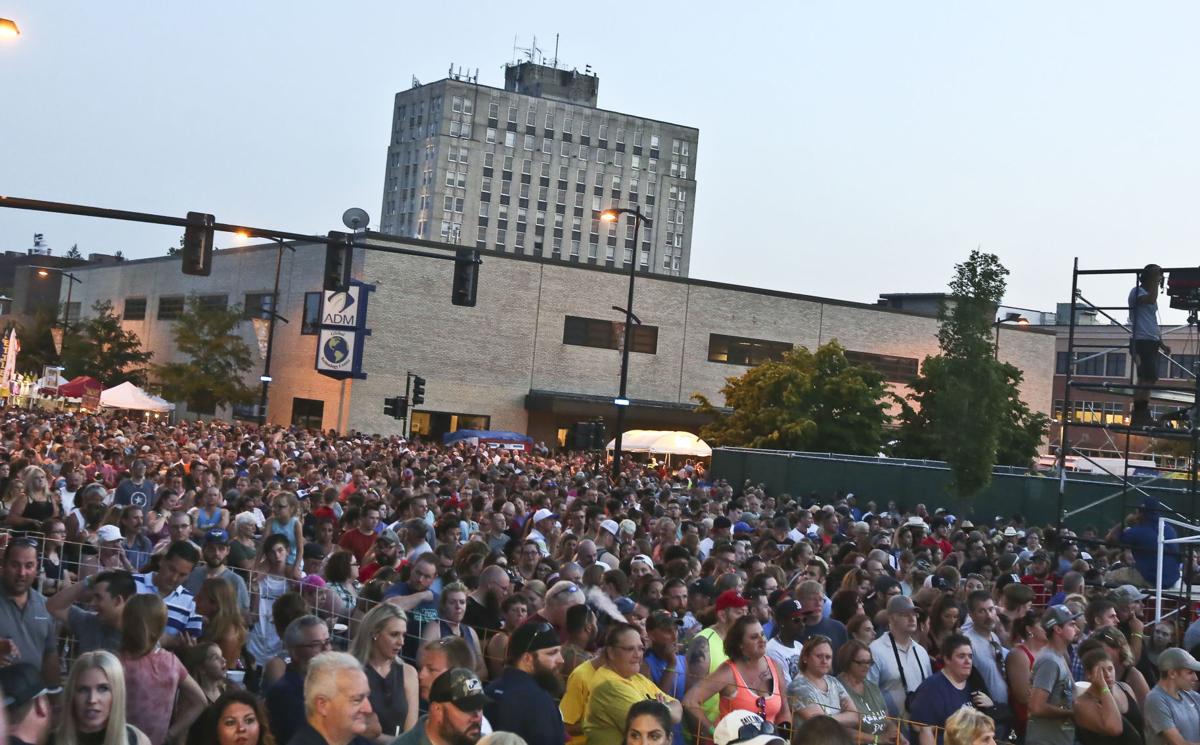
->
[1058, 259, 1200, 623]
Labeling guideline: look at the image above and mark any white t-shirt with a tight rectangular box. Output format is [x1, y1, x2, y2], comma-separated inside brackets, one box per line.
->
[766, 637, 804, 689]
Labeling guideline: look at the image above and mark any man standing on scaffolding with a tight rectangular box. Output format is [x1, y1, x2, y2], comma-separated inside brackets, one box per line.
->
[1129, 263, 1170, 427]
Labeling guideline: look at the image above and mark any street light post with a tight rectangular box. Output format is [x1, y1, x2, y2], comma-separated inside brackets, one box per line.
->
[32, 266, 82, 331]
[600, 205, 652, 481]
[234, 233, 293, 426]
[993, 312, 1030, 359]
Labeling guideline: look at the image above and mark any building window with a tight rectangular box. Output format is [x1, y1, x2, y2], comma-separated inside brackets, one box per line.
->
[292, 397, 325, 429]
[562, 315, 658, 354]
[707, 334, 793, 366]
[410, 411, 491, 438]
[1055, 351, 1126, 378]
[1053, 400, 1125, 425]
[198, 294, 228, 311]
[243, 293, 275, 320]
[844, 350, 921, 383]
[301, 292, 322, 335]
[157, 296, 185, 320]
[123, 297, 147, 321]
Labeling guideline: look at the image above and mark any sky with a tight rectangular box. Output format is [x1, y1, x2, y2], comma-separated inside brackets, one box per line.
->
[4, 2, 1200, 313]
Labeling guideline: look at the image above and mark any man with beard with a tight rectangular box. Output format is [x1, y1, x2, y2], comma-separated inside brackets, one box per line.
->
[483, 621, 567, 745]
[463, 565, 510, 643]
[394, 668, 490, 745]
[184, 528, 250, 612]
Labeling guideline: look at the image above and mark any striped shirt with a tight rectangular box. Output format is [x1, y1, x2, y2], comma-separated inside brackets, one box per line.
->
[133, 572, 203, 637]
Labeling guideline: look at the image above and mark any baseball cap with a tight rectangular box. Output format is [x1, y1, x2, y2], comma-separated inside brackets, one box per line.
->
[303, 542, 327, 560]
[619, 519, 637, 535]
[689, 577, 717, 600]
[774, 598, 804, 621]
[1110, 585, 1148, 603]
[732, 521, 754, 535]
[204, 528, 229, 546]
[532, 508, 558, 524]
[713, 709, 786, 745]
[375, 529, 401, 546]
[0, 662, 62, 712]
[509, 622, 561, 658]
[600, 519, 620, 537]
[715, 590, 749, 613]
[1157, 647, 1200, 672]
[1041, 604, 1083, 631]
[96, 525, 122, 543]
[428, 668, 493, 712]
[887, 595, 917, 615]
[631, 554, 655, 568]
[647, 610, 684, 631]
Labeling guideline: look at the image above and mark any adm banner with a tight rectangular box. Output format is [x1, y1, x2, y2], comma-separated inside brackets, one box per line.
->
[315, 282, 374, 380]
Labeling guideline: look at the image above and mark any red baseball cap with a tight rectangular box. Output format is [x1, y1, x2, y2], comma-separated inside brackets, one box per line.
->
[715, 590, 749, 612]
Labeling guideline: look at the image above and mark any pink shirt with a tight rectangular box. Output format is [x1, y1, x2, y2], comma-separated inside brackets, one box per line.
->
[122, 649, 187, 745]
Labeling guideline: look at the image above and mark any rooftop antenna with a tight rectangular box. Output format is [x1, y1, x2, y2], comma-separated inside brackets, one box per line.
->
[553, 33, 559, 69]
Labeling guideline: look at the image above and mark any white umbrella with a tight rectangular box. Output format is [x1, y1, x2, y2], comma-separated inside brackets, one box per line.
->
[605, 430, 712, 457]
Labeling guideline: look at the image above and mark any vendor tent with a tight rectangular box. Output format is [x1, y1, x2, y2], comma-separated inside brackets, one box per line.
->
[100, 381, 175, 412]
[57, 376, 102, 399]
[605, 430, 712, 457]
[35, 371, 69, 395]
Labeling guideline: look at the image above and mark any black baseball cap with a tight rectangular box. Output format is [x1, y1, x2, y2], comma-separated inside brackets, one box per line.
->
[0, 663, 61, 712]
[509, 621, 561, 658]
[428, 668, 493, 712]
[647, 610, 684, 631]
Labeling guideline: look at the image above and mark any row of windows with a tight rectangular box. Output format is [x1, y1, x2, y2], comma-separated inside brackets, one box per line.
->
[123, 293, 272, 322]
[1056, 350, 1198, 380]
[1052, 400, 1126, 425]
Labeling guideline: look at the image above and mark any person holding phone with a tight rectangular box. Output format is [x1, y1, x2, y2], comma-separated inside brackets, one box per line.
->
[909, 634, 993, 745]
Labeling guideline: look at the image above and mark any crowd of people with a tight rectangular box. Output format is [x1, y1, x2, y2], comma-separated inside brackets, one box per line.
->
[0, 408, 1198, 745]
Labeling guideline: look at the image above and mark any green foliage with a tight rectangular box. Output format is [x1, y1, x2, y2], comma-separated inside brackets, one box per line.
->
[154, 295, 255, 413]
[692, 341, 892, 455]
[15, 310, 60, 374]
[65, 244, 83, 260]
[894, 250, 1047, 495]
[60, 300, 152, 385]
[167, 235, 183, 256]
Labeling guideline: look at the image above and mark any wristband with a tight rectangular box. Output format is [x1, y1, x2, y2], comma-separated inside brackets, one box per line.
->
[1130, 632, 1144, 639]
[1099, 687, 1110, 695]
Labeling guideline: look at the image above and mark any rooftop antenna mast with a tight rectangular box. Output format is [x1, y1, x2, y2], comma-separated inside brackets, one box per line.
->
[515, 35, 541, 65]
[553, 33, 559, 69]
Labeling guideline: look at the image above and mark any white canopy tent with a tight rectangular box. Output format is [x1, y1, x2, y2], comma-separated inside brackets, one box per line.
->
[605, 429, 712, 457]
[100, 381, 176, 413]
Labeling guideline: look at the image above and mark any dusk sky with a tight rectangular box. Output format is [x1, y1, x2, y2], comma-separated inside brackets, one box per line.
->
[4, 2, 1200, 313]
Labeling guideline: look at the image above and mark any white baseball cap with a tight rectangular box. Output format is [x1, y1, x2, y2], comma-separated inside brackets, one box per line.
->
[96, 525, 122, 543]
[713, 710, 786, 745]
[600, 519, 620, 536]
[532, 508, 558, 524]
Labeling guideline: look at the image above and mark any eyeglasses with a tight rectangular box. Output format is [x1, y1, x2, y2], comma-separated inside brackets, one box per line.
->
[294, 638, 333, 651]
[730, 720, 777, 745]
[853, 657, 873, 666]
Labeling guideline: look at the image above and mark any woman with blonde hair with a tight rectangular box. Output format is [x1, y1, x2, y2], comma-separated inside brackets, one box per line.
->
[944, 704, 996, 745]
[56, 649, 151, 745]
[196, 577, 249, 669]
[120, 594, 207, 745]
[8, 464, 59, 529]
[349, 603, 419, 741]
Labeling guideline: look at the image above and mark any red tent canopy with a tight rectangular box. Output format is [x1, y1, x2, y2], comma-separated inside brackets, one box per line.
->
[57, 376, 101, 398]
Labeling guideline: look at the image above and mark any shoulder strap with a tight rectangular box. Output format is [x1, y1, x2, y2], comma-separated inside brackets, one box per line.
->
[889, 633, 910, 691]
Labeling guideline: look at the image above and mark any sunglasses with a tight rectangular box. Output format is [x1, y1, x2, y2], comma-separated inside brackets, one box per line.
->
[730, 719, 777, 745]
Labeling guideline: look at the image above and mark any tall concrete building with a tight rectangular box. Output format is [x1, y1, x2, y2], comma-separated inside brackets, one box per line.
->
[379, 60, 698, 277]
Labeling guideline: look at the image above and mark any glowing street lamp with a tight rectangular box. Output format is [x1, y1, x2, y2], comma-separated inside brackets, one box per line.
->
[994, 312, 1030, 359]
[0, 19, 19, 38]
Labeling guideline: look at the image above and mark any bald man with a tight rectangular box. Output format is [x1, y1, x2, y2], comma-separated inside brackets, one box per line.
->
[465, 564, 511, 642]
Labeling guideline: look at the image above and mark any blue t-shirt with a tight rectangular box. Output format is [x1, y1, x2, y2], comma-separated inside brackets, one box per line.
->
[1124, 520, 1180, 588]
[908, 672, 972, 745]
[645, 650, 686, 744]
[383, 581, 439, 663]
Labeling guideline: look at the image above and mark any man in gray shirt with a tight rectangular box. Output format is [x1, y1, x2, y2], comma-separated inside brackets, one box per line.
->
[0, 540, 59, 688]
[1145, 647, 1200, 745]
[1128, 263, 1167, 426]
[1027, 604, 1079, 745]
[46, 569, 134, 654]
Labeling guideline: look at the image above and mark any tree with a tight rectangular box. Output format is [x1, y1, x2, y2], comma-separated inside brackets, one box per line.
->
[896, 355, 1049, 468]
[894, 250, 1021, 496]
[167, 235, 183, 256]
[60, 300, 152, 385]
[113, 250, 125, 261]
[692, 341, 892, 455]
[15, 310, 60, 374]
[65, 244, 83, 260]
[154, 295, 255, 413]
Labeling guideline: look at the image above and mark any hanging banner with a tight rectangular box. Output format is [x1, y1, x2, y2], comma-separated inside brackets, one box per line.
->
[251, 317, 270, 359]
[50, 327, 64, 356]
[314, 281, 374, 380]
[2, 330, 17, 394]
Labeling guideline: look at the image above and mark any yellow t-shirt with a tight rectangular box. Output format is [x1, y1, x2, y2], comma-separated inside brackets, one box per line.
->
[696, 626, 728, 727]
[583, 667, 678, 745]
[561, 657, 603, 745]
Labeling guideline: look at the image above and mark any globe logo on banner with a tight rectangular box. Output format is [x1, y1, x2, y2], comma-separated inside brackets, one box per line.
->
[322, 335, 350, 366]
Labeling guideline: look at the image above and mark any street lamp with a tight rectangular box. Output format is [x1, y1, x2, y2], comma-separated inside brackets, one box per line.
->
[31, 266, 82, 330]
[0, 19, 19, 38]
[600, 205, 652, 480]
[994, 311, 1030, 359]
[235, 232, 293, 425]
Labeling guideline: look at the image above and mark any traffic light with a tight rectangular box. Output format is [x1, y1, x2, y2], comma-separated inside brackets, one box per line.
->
[181, 211, 215, 276]
[324, 231, 353, 292]
[383, 396, 408, 420]
[590, 420, 606, 450]
[411, 376, 426, 405]
[451, 248, 480, 307]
